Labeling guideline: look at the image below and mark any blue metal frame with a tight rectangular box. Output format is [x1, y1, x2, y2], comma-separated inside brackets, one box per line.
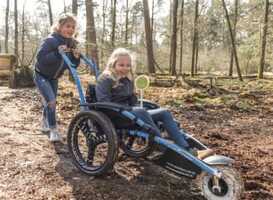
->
[59, 49, 99, 110]
[60, 50, 221, 178]
[121, 110, 221, 177]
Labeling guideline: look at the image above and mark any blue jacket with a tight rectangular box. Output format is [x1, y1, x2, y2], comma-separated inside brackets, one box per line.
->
[95, 73, 137, 106]
[35, 33, 80, 79]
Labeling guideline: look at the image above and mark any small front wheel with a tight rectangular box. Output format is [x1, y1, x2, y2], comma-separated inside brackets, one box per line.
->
[198, 166, 244, 200]
[67, 111, 118, 176]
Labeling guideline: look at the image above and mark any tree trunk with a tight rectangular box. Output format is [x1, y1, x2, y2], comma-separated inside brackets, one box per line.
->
[85, 0, 99, 68]
[191, 0, 199, 77]
[142, 0, 155, 74]
[125, 0, 129, 45]
[194, 31, 199, 74]
[258, 0, 269, 79]
[111, 0, 117, 48]
[151, 0, 154, 39]
[5, 0, 9, 53]
[229, 0, 239, 77]
[72, 0, 78, 16]
[21, 3, 26, 66]
[222, 0, 243, 81]
[179, 0, 184, 75]
[100, 0, 107, 67]
[63, 0, 67, 13]
[14, 0, 18, 63]
[169, 0, 178, 76]
[47, 0, 53, 26]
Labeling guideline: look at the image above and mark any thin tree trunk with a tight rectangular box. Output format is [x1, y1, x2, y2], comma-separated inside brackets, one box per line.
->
[222, 0, 243, 81]
[229, 0, 239, 77]
[142, 0, 155, 74]
[100, 0, 107, 67]
[14, 0, 18, 63]
[86, 0, 99, 68]
[64, 0, 67, 13]
[47, 0, 53, 26]
[179, 0, 184, 75]
[5, 0, 9, 53]
[72, 0, 78, 16]
[21, 2, 26, 66]
[151, 0, 154, 37]
[191, 0, 199, 77]
[169, 0, 178, 76]
[125, 0, 129, 45]
[194, 31, 199, 74]
[258, 0, 269, 79]
[111, 0, 117, 48]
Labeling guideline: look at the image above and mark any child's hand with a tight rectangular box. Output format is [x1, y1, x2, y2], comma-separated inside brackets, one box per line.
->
[58, 45, 69, 52]
[72, 48, 81, 59]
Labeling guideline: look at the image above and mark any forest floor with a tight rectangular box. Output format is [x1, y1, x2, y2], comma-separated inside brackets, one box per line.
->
[0, 76, 273, 200]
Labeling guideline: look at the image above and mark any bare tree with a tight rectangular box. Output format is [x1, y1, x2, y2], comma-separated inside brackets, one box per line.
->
[100, 0, 107, 67]
[229, 0, 239, 77]
[169, 0, 178, 75]
[47, 0, 53, 26]
[21, 2, 26, 66]
[125, 0, 129, 45]
[142, 0, 155, 74]
[63, 0, 67, 13]
[14, 0, 18, 61]
[191, 0, 199, 77]
[222, 0, 243, 81]
[86, 0, 99, 68]
[258, 0, 269, 79]
[5, 0, 9, 53]
[72, 0, 78, 16]
[179, 0, 184, 75]
[111, 0, 117, 48]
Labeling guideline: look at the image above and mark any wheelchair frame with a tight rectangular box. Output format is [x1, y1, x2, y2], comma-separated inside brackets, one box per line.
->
[59, 49, 244, 199]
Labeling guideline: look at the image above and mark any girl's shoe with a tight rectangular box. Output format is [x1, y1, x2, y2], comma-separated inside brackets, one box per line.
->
[41, 119, 50, 132]
[190, 148, 214, 160]
[49, 129, 61, 142]
[196, 149, 214, 160]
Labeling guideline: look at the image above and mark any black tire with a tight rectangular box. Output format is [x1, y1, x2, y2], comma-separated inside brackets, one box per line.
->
[67, 111, 118, 176]
[197, 165, 244, 200]
[119, 131, 154, 158]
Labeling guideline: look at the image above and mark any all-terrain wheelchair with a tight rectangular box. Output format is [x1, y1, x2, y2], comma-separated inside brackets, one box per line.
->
[60, 49, 244, 200]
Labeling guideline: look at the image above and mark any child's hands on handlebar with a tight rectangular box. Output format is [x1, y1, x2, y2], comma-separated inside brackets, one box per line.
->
[72, 48, 81, 59]
[58, 45, 81, 59]
[58, 45, 69, 52]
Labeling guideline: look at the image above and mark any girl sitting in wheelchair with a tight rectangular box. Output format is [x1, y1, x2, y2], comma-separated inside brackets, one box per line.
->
[95, 48, 213, 160]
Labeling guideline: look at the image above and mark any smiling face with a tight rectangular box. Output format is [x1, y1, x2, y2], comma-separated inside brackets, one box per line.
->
[59, 21, 76, 38]
[114, 55, 131, 77]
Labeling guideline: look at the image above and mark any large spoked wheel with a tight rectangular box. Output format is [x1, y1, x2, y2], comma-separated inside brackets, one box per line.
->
[198, 166, 244, 200]
[119, 130, 153, 158]
[67, 111, 118, 176]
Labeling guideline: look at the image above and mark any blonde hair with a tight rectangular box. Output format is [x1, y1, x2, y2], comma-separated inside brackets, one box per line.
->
[51, 13, 77, 36]
[103, 48, 135, 81]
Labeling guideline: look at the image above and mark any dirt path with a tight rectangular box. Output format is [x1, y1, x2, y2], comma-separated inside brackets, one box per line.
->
[0, 87, 204, 200]
[1, 85, 273, 200]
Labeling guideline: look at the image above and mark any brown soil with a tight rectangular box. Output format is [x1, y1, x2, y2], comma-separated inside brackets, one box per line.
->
[0, 79, 273, 200]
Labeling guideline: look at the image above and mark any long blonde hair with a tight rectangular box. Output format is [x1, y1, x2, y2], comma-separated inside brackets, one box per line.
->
[103, 48, 135, 81]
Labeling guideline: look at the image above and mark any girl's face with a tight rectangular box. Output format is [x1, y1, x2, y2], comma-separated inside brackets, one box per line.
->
[59, 21, 76, 38]
[114, 55, 131, 77]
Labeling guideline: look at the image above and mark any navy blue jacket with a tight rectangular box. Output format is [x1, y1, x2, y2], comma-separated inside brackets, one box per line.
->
[35, 33, 80, 79]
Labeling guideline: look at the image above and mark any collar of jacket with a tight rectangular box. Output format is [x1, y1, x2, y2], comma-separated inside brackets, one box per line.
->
[51, 32, 71, 44]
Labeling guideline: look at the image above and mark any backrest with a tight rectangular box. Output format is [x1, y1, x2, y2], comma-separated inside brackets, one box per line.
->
[86, 83, 97, 103]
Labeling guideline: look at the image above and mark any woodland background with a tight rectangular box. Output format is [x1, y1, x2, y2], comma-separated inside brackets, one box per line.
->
[0, 0, 272, 80]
